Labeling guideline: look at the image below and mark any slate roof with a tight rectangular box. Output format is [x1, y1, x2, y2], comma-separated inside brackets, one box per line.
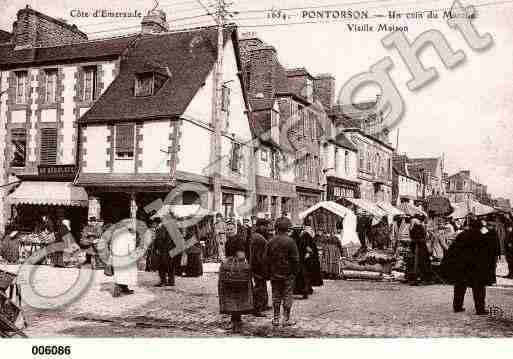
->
[80, 26, 239, 123]
[0, 34, 139, 69]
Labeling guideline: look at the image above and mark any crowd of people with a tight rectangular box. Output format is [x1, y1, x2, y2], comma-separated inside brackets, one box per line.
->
[217, 213, 328, 332]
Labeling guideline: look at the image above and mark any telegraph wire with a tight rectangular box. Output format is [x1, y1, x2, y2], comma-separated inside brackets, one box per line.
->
[83, 0, 513, 35]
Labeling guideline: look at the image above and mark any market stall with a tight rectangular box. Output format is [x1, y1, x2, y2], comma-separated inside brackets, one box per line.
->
[449, 199, 497, 219]
[299, 201, 357, 278]
[398, 202, 427, 217]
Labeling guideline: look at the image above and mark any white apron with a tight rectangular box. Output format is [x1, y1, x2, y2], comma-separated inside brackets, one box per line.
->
[111, 228, 138, 287]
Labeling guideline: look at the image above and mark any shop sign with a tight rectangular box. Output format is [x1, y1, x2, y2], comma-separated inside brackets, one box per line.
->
[38, 165, 77, 179]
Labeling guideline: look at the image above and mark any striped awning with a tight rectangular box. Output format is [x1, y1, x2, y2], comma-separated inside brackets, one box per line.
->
[7, 181, 88, 207]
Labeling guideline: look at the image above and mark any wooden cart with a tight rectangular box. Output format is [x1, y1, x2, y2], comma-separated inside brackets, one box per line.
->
[0, 269, 27, 337]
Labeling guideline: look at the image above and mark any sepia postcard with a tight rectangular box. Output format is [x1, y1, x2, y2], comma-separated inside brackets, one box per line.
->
[0, 0, 512, 356]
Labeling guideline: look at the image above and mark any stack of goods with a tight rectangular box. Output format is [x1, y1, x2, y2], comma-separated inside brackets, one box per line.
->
[18, 231, 55, 264]
[341, 249, 396, 275]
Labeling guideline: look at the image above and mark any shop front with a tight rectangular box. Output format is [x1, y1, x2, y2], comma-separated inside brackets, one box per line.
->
[255, 175, 296, 219]
[7, 165, 89, 238]
[294, 185, 323, 225]
[326, 176, 360, 201]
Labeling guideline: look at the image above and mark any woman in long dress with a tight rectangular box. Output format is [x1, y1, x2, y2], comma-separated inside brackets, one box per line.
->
[218, 221, 253, 333]
[111, 222, 138, 297]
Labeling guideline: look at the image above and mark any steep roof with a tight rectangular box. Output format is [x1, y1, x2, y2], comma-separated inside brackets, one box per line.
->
[80, 26, 239, 123]
[0, 34, 139, 69]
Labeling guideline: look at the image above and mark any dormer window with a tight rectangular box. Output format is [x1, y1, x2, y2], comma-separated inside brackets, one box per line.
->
[134, 71, 167, 97]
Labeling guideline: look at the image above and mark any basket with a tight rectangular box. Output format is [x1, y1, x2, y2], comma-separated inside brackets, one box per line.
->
[219, 257, 251, 283]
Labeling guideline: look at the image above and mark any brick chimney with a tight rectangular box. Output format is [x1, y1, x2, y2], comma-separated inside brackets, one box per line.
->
[141, 9, 169, 34]
[314, 73, 335, 110]
[13, 6, 87, 50]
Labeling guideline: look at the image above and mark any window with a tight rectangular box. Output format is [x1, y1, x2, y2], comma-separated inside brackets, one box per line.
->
[257, 195, 267, 212]
[182, 191, 200, 205]
[334, 148, 339, 173]
[359, 148, 364, 169]
[245, 70, 251, 92]
[260, 148, 268, 162]
[345, 151, 350, 174]
[115, 124, 135, 159]
[40, 128, 58, 165]
[270, 151, 280, 180]
[222, 193, 234, 218]
[306, 78, 313, 102]
[15, 71, 28, 104]
[82, 66, 97, 102]
[134, 72, 167, 97]
[10, 128, 26, 167]
[230, 142, 241, 172]
[367, 151, 372, 172]
[44, 69, 57, 103]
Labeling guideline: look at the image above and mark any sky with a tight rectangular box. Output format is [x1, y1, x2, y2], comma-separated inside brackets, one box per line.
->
[1, 0, 512, 201]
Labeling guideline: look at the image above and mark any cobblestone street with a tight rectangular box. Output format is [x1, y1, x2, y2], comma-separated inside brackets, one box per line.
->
[3, 264, 513, 338]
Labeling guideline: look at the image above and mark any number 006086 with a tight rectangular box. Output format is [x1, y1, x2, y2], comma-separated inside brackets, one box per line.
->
[31, 346, 71, 356]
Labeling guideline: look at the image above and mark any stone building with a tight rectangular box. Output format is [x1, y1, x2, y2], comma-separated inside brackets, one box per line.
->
[239, 35, 333, 223]
[0, 6, 123, 235]
[330, 101, 394, 203]
[446, 170, 490, 205]
[0, 6, 253, 232]
[406, 157, 445, 197]
[392, 154, 423, 205]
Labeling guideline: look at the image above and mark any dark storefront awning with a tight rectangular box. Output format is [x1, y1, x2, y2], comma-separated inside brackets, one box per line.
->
[7, 181, 88, 207]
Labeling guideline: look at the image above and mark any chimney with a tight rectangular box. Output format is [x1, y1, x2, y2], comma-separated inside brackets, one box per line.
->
[314, 73, 335, 110]
[13, 6, 87, 50]
[141, 9, 169, 34]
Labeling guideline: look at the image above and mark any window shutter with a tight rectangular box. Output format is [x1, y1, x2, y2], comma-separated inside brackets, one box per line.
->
[77, 69, 84, 101]
[40, 128, 58, 164]
[222, 86, 231, 112]
[116, 124, 134, 152]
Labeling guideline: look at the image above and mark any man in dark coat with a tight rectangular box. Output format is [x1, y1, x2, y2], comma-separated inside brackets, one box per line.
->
[292, 226, 311, 299]
[505, 224, 513, 278]
[250, 219, 269, 316]
[265, 217, 299, 327]
[441, 217, 497, 314]
[154, 217, 177, 287]
[409, 215, 432, 285]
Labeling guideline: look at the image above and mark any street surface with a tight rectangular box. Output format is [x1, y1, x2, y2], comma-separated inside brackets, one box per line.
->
[2, 263, 513, 338]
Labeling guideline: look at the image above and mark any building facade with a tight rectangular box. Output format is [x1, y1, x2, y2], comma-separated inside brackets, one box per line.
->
[0, 6, 254, 233]
[77, 19, 253, 223]
[239, 36, 332, 223]
[446, 170, 491, 205]
[0, 6, 128, 234]
[407, 157, 445, 197]
[392, 155, 423, 205]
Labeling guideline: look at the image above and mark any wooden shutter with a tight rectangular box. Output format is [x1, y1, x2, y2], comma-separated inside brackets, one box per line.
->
[222, 86, 231, 112]
[40, 128, 58, 164]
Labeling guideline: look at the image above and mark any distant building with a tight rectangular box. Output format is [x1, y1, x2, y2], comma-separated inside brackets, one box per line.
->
[495, 197, 511, 210]
[329, 101, 394, 203]
[445, 170, 491, 205]
[407, 157, 445, 197]
[392, 154, 423, 205]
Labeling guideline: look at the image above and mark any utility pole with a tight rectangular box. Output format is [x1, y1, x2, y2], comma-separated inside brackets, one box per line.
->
[211, 0, 228, 213]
